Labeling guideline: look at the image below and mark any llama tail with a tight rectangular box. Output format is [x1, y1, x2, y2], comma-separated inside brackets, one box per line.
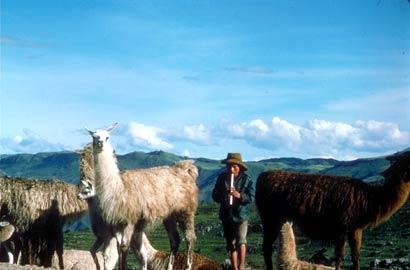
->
[175, 160, 198, 179]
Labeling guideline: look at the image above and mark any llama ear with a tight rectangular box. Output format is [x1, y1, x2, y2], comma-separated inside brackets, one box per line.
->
[85, 127, 95, 135]
[80, 180, 88, 187]
[86, 179, 93, 187]
[106, 122, 118, 132]
[0, 221, 10, 227]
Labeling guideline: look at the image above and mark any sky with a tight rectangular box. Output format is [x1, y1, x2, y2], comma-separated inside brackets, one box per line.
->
[0, 0, 409, 161]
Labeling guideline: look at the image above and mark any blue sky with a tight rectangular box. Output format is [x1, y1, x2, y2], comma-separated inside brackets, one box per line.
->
[1, 0, 409, 160]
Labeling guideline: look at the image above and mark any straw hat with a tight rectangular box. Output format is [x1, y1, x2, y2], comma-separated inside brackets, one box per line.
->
[221, 153, 248, 171]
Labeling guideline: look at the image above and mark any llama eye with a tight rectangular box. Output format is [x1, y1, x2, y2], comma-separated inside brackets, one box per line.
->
[106, 137, 109, 141]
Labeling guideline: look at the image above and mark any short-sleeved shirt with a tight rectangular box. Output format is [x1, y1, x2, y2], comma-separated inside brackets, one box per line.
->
[212, 171, 254, 223]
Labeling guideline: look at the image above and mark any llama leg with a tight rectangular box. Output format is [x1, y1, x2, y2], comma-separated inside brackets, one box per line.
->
[4, 243, 14, 264]
[91, 238, 104, 270]
[179, 213, 197, 270]
[55, 229, 65, 269]
[334, 234, 346, 270]
[164, 216, 180, 270]
[131, 232, 148, 270]
[118, 223, 134, 270]
[348, 229, 362, 270]
[103, 237, 119, 270]
[262, 222, 278, 270]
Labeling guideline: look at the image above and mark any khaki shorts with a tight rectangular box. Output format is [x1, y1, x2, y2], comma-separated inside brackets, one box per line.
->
[222, 220, 248, 251]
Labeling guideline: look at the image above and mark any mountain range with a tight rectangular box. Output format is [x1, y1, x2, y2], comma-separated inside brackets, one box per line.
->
[1, 149, 402, 202]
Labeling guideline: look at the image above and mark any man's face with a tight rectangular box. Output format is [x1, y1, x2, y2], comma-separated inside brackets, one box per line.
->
[227, 163, 241, 177]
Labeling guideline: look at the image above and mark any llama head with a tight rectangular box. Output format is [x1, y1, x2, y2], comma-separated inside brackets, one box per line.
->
[383, 150, 410, 183]
[0, 221, 15, 243]
[78, 179, 95, 200]
[280, 222, 295, 243]
[86, 123, 118, 154]
[76, 143, 95, 182]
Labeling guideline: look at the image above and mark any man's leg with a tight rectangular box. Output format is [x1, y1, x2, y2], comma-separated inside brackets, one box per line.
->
[237, 221, 248, 270]
[239, 244, 246, 270]
[223, 221, 238, 270]
[230, 249, 239, 270]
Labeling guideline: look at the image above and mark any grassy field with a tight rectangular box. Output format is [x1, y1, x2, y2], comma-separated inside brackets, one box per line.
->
[64, 202, 409, 270]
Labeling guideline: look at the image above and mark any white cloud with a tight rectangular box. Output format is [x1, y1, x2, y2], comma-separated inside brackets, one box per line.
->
[3, 118, 406, 160]
[0, 129, 66, 154]
[216, 117, 410, 159]
[182, 124, 210, 142]
[165, 123, 214, 146]
[127, 122, 173, 150]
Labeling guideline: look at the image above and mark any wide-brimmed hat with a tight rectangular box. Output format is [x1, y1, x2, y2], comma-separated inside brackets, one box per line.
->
[221, 153, 247, 171]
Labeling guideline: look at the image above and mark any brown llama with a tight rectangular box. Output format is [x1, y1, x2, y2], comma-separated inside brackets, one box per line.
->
[277, 222, 334, 270]
[255, 150, 410, 270]
[87, 123, 199, 270]
[0, 176, 88, 268]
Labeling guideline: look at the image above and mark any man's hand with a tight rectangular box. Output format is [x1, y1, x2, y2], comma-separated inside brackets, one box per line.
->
[230, 187, 241, 199]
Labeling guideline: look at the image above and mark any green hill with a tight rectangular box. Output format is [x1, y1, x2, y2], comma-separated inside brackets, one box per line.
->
[0, 149, 398, 202]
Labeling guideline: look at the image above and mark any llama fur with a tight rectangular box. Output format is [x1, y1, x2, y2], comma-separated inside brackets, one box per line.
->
[131, 233, 222, 270]
[51, 249, 104, 270]
[78, 179, 221, 270]
[77, 144, 117, 270]
[277, 222, 334, 270]
[78, 143, 216, 270]
[0, 176, 88, 268]
[87, 124, 199, 270]
[255, 150, 410, 270]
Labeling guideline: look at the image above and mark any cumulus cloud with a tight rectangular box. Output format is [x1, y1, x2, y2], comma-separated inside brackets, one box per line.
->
[217, 117, 410, 159]
[165, 123, 213, 146]
[116, 117, 408, 159]
[126, 122, 173, 150]
[0, 129, 66, 154]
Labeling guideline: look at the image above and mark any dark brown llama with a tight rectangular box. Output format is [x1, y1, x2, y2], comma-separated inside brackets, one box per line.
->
[255, 150, 410, 270]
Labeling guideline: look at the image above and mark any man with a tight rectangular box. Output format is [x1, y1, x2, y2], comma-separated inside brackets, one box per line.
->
[212, 153, 255, 270]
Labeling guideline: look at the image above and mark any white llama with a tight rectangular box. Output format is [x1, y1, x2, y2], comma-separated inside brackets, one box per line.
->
[87, 123, 199, 270]
[277, 222, 335, 270]
[79, 179, 222, 270]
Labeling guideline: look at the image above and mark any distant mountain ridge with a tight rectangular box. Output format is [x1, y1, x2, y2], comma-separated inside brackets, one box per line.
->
[0, 149, 397, 202]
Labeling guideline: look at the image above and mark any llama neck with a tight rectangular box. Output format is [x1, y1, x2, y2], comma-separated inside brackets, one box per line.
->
[93, 144, 126, 224]
[371, 179, 409, 226]
[94, 144, 124, 194]
[278, 224, 297, 262]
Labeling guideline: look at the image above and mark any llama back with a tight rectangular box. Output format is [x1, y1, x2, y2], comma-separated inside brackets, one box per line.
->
[98, 162, 199, 225]
[174, 159, 198, 180]
[0, 176, 88, 231]
[148, 251, 222, 270]
[256, 170, 377, 238]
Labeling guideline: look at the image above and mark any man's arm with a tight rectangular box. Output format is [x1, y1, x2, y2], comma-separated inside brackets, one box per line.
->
[239, 176, 255, 205]
[212, 175, 225, 203]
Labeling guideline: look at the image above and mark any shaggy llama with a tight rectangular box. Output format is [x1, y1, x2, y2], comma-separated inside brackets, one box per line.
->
[256, 150, 410, 270]
[87, 123, 199, 270]
[0, 176, 88, 268]
[278, 222, 334, 270]
[78, 179, 221, 270]
[77, 144, 120, 270]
